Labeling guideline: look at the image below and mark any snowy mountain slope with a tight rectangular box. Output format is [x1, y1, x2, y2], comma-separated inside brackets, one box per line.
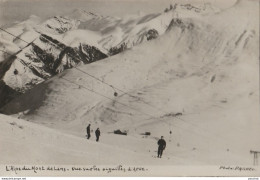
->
[0, 1, 220, 55]
[0, 114, 173, 165]
[68, 9, 121, 32]
[98, 2, 220, 51]
[0, 30, 108, 108]
[1, 0, 259, 165]
[0, 1, 221, 109]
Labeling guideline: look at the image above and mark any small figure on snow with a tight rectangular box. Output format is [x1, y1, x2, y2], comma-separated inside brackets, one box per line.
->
[95, 128, 101, 142]
[86, 124, 91, 139]
[157, 136, 166, 158]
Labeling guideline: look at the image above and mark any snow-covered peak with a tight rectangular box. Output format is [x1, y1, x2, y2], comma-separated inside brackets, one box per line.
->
[68, 9, 103, 22]
[41, 16, 80, 34]
[165, 2, 220, 17]
[61, 29, 107, 53]
[27, 14, 42, 23]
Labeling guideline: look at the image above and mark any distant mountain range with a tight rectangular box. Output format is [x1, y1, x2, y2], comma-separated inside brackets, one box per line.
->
[0, 2, 220, 108]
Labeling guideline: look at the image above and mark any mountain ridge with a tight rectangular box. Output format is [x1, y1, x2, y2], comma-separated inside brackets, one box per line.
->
[0, 2, 221, 108]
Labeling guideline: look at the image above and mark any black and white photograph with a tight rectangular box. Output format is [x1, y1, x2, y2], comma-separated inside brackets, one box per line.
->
[0, 0, 259, 177]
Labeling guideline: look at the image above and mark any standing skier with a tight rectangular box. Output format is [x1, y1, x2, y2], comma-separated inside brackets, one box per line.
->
[95, 128, 101, 142]
[86, 124, 91, 139]
[157, 136, 166, 158]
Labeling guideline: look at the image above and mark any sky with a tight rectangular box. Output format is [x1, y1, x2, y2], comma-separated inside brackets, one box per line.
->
[0, 0, 237, 27]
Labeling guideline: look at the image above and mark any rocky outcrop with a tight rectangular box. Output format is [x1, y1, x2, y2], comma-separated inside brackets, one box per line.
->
[79, 44, 108, 63]
[0, 3, 220, 108]
[146, 29, 159, 41]
[0, 33, 108, 108]
[43, 16, 79, 34]
[108, 42, 127, 56]
[166, 19, 194, 32]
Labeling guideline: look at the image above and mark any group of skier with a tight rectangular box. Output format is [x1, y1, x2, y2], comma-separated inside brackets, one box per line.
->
[86, 124, 101, 142]
[86, 124, 167, 158]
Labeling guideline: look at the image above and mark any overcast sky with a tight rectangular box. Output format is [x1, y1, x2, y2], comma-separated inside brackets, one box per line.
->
[0, 0, 237, 27]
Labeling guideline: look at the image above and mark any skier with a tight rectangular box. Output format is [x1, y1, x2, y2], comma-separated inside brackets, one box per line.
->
[95, 128, 101, 142]
[86, 124, 91, 139]
[157, 136, 166, 158]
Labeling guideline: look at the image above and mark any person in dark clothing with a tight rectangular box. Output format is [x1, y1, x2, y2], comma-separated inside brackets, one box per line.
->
[157, 136, 166, 158]
[86, 124, 91, 139]
[95, 128, 101, 142]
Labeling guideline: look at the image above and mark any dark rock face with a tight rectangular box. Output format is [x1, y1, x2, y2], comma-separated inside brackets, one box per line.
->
[108, 29, 159, 56]
[167, 18, 194, 32]
[25, 33, 107, 75]
[0, 53, 22, 108]
[36, 34, 107, 73]
[0, 33, 108, 108]
[79, 44, 108, 63]
[45, 16, 78, 34]
[0, 81, 21, 109]
[180, 4, 201, 13]
[108, 42, 127, 56]
[0, 8, 183, 109]
[146, 29, 159, 41]
[0, 54, 17, 80]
